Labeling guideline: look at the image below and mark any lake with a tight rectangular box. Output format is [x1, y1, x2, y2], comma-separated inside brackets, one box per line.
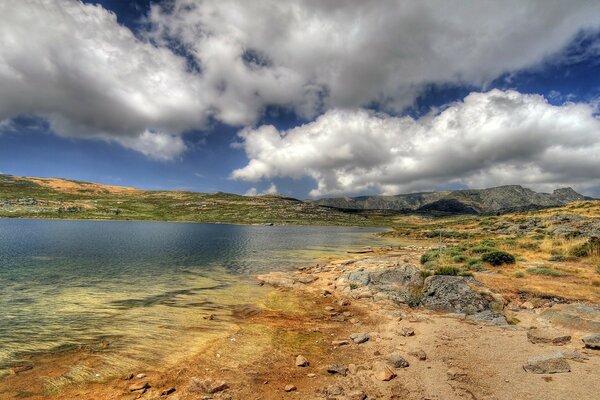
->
[0, 219, 391, 378]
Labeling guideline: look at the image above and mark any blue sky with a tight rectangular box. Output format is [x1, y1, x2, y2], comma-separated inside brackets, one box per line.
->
[1, 1, 600, 198]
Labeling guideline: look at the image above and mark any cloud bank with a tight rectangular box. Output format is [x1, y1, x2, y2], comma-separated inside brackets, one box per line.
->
[233, 90, 600, 197]
[1, 0, 600, 160]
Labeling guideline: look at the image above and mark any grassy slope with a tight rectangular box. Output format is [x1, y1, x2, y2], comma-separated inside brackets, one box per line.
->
[0, 174, 391, 226]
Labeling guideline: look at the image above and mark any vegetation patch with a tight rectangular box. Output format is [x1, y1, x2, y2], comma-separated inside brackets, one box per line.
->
[482, 250, 516, 266]
[526, 266, 564, 276]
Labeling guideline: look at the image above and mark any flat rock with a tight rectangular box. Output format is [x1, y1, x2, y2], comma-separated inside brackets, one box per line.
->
[350, 333, 370, 344]
[256, 273, 295, 288]
[9, 365, 33, 374]
[188, 378, 229, 394]
[527, 328, 571, 345]
[447, 367, 467, 380]
[408, 348, 427, 361]
[342, 264, 423, 303]
[374, 363, 396, 381]
[386, 352, 410, 368]
[538, 303, 600, 332]
[332, 339, 351, 346]
[284, 384, 297, 392]
[160, 387, 176, 396]
[326, 364, 349, 376]
[523, 353, 571, 374]
[295, 355, 309, 367]
[582, 334, 600, 349]
[348, 390, 368, 400]
[400, 327, 415, 337]
[297, 275, 317, 284]
[129, 382, 150, 392]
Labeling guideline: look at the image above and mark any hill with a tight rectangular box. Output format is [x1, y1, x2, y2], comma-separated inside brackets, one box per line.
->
[312, 185, 591, 215]
[0, 174, 387, 226]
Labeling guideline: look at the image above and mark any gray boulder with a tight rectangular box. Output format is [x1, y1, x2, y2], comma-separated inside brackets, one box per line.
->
[582, 334, 600, 349]
[523, 353, 571, 374]
[344, 264, 423, 303]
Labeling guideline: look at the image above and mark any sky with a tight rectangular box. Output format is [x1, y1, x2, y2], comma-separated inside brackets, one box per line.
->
[1, 1, 600, 198]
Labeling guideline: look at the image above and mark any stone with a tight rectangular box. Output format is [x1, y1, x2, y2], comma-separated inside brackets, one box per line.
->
[135, 373, 146, 379]
[295, 355, 309, 367]
[256, 273, 295, 288]
[129, 382, 150, 392]
[284, 384, 297, 392]
[527, 328, 571, 345]
[344, 264, 423, 303]
[307, 373, 316, 378]
[386, 352, 410, 368]
[322, 289, 332, 297]
[348, 390, 367, 400]
[161, 387, 176, 396]
[350, 333, 370, 344]
[326, 384, 344, 396]
[326, 364, 349, 376]
[339, 299, 351, 306]
[348, 363, 358, 374]
[357, 291, 373, 299]
[297, 276, 317, 284]
[332, 339, 351, 346]
[523, 353, 571, 374]
[400, 327, 415, 337]
[9, 365, 33, 374]
[374, 363, 396, 381]
[446, 367, 467, 380]
[325, 306, 335, 311]
[343, 311, 353, 317]
[188, 378, 229, 394]
[408, 348, 427, 361]
[520, 301, 535, 309]
[582, 334, 600, 349]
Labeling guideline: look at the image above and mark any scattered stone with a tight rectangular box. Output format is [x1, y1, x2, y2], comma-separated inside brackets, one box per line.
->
[520, 301, 535, 310]
[160, 387, 176, 396]
[295, 355, 309, 367]
[343, 311, 353, 317]
[284, 384, 297, 392]
[348, 390, 367, 400]
[325, 306, 335, 311]
[203, 314, 216, 320]
[332, 339, 351, 346]
[447, 367, 467, 380]
[527, 328, 571, 345]
[123, 373, 134, 380]
[559, 350, 588, 361]
[348, 363, 358, 374]
[188, 378, 229, 394]
[386, 352, 410, 368]
[322, 289, 332, 297]
[135, 373, 147, 379]
[326, 364, 349, 376]
[408, 348, 427, 361]
[326, 384, 344, 396]
[9, 365, 33, 374]
[582, 334, 600, 349]
[338, 299, 351, 307]
[350, 333, 370, 344]
[350, 318, 359, 324]
[400, 327, 415, 337]
[374, 363, 397, 381]
[523, 353, 571, 374]
[129, 382, 150, 392]
[307, 373, 316, 378]
[297, 275, 317, 284]
[357, 291, 373, 299]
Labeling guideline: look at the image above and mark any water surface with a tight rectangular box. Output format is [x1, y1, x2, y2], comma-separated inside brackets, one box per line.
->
[0, 219, 390, 378]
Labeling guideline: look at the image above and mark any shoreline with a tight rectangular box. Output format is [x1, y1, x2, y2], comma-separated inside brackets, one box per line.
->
[2, 244, 600, 399]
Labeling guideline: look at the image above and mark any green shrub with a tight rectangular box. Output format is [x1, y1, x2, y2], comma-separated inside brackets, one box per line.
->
[464, 263, 486, 272]
[479, 239, 496, 247]
[526, 267, 564, 276]
[349, 283, 358, 290]
[423, 260, 439, 270]
[482, 251, 516, 266]
[596, 264, 600, 275]
[434, 266, 461, 276]
[445, 246, 466, 257]
[471, 245, 498, 254]
[452, 254, 470, 263]
[514, 271, 525, 278]
[569, 243, 590, 258]
[420, 251, 440, 264]
[459, 271, 474, 277]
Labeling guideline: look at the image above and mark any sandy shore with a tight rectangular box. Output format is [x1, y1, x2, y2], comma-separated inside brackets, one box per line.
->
[2, 245, 599, 400]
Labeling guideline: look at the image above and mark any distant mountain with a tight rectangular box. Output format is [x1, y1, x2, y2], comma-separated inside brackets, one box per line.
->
[312, 185, 592, 215]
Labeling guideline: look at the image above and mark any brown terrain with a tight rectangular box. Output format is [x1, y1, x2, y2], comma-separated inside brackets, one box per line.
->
[2, 241, 599, 400]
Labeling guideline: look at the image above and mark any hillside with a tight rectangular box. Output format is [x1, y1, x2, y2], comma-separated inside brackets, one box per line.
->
[313, 185, 591, 214]
[0, 174, 387, 226]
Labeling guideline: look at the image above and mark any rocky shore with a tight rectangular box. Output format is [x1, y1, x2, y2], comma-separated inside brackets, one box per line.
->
[2, 245, 600, 400]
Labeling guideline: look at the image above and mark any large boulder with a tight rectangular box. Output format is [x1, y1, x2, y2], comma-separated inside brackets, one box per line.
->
[341, 264, 423, 303]
[420, 275, 503, 318]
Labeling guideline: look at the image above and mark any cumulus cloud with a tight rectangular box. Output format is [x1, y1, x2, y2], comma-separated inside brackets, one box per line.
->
[244, 182, 278, 196]
[232, 90, 600, 197]
[1, 1, 600, 160]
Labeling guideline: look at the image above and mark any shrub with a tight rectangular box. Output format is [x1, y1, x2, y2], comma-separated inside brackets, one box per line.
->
[569, 243, 590, 258]
[596, 264, 600, 275]
[452, 254, 470, 263]
[479, 239, 496, 247]
[434, 266, 461, 276]
[420, 251, 440, 264]
[423, 260, 439, 270]
[519, 242, 541, 251]
[482, 251, 516, 266]
[459, 271, 474, 277]
[526, 267, 564, 276]
[464, 263, 486, 272]
[471, 245, 498, 254]
[548, 255, 567, 262]
[514, 271, 525, 278]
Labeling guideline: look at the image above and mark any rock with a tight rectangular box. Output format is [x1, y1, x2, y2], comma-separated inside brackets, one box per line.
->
[347, 390, 367, 400]
[326, 385, 344, 396]
[520, 301, 535, 309]
[123, 373, 134, 380]
[538, 303, 600, 332]
[343, 311, 353, 317]
[357, 291, 373, 299]
[326, 364, 349, 376]
[344, 264, 423, 303]
[188, 378, 229, 394]
[408, 348, 427, 361]
[297, 275, 317, 284]
[9, 365, 33, 374]
[129, 382, 150, 392]
[582, 334, 600, 349]
[350, 333, 370, 344]
[284, 384, 297, 392]
[332, 339, 351, 346]
[348, 363, 358, 374]
[523, 353, 571, 374]
[338, 299, 351, 306]
[386, 352, 410, 368]
[420, 275, 503, 317]
[295, 355, 309, 367]
[307, 373, 316, 378]
[374, 363, 397, 381]
[135, 373, 146, 379]
[257, 273, 296, 288]
[325, 306, 335, 311]
[322, 289, 332, 297]
[527, 328, 571, 345]
[558, 350, 588, 361]
[446, 367, 467, 380]
[400, 327, 415, 337]
[160, 387, 176, 396]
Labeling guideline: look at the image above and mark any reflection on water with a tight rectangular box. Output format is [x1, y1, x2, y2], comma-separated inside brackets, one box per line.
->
[0, 219, 391, 378]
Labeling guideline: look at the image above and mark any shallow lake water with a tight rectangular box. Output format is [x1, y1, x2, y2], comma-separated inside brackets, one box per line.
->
[0, 218, 392, 379]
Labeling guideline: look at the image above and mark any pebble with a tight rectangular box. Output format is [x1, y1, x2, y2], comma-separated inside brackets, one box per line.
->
[446, 367, 467, 380]
[350, 332, 370, 344]
[400, 327, 415, 337]
[284, 384, 297, 392]
[386, 352, 410, 368]
[332, 339, 351, 346]
[408, 348, 427, 361]
[295, 355, 309, 367]
[188, 378, 229, 394]
[338, 299, 351, 306]
[135, 373, 146, 379]
[374, 363, 396, 381]
[160, 387, 176, 396]
[348, 363, 358, 374]
[325, 306, 335, 311]
[348, 390, 368, 400]
[326, 364, 349, 376]
[129, 382, 150, 392]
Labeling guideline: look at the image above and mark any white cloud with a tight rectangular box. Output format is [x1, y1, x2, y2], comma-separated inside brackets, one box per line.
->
[244, 187, 258, 196]
[232, 90, 600, 197]
[244, 183, 278, 196]
[1, 1, 600, 161]
[264, 183, 278, 195]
